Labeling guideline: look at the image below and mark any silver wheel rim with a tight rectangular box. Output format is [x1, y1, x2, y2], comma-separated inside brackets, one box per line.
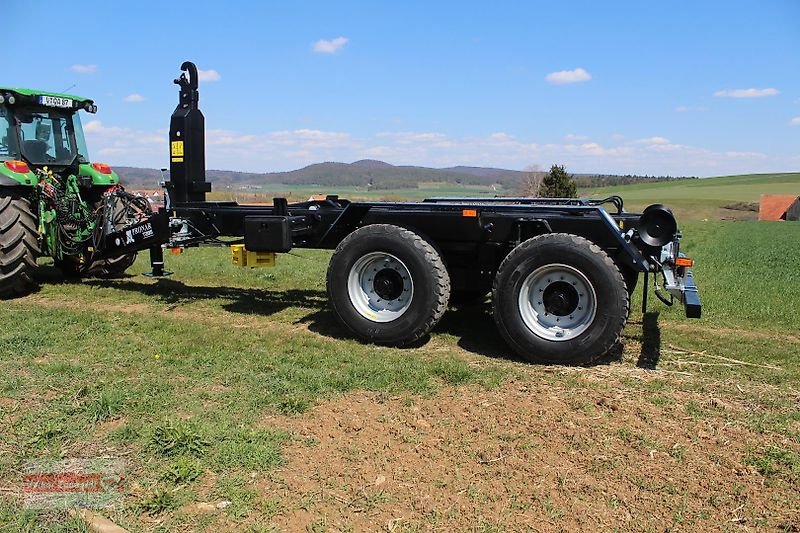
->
[518, 264, 597, 342]
[347, 252, 413, 323]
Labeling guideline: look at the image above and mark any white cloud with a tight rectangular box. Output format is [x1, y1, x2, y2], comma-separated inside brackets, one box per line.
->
[564, 134, 589, 141]
[633, 136, 671, 145]
[70, 64, 98, 74]
[123, 93, 145, 103]
[79, 118, 787, 177]
[197, 69, 221, 82]
[313, 37, 349, 54]
[713, 88, 779, 98]
[83, 120, 167, 165]
[545, 68, 592, 85]
[791, 116, 800, 125]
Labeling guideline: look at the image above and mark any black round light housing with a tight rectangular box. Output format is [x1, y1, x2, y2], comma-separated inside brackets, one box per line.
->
[638, 204, 677, 247]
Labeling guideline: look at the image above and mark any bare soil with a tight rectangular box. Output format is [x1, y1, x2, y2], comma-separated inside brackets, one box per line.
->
[253, 377, 799, 532]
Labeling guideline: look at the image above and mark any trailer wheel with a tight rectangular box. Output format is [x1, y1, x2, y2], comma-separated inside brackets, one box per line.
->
[492, 233, 628, 365]
[327, 224, 450, 346]
[0, 191, 40, 299]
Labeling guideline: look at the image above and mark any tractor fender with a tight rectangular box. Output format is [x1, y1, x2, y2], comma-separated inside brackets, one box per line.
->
[0, 174, 29, 187]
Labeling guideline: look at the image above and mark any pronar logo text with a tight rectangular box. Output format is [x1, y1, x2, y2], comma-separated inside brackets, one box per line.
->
[125, 222, 154, 244]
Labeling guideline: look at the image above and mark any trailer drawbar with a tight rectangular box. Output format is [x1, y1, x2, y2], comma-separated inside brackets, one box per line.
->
[113, 61, 702, 365]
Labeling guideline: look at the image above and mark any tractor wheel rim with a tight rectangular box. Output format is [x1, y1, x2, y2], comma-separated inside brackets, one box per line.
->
[518, 264, 597, 342]
[347, 252, 414, 323]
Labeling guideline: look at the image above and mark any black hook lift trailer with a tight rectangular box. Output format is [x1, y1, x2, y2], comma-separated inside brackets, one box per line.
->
[103, 61, 701, 365]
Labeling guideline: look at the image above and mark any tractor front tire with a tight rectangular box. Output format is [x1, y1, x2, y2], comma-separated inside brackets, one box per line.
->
[327, 224, 451, 346]
[58, 252, 137, 279]
[85, 252, 137, 278]
[0, 192, 40, 299]
[57, 192, 138, 279]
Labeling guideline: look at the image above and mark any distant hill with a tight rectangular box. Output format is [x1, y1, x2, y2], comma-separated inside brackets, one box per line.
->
[114, 160, 694, 191]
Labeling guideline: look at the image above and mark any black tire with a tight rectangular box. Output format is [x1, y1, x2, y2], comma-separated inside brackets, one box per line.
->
[492, 233, 629, 365]
[57, 193, 137, 279]
[0, 191, 40, 299]
[327, 224, 451, 346]
[86, 252, 137, 278]
[58, 252, 137, 279]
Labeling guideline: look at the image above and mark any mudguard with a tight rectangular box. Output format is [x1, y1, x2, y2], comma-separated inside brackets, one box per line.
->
[0, 175, 22, 186]
[78, 163, 120, 186]
[0, 166, 36, 186]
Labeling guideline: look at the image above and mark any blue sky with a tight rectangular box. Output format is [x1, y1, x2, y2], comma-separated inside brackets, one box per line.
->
[4, 0, 799, 176]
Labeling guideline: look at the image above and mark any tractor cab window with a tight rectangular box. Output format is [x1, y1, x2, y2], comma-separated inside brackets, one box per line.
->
[0, 106, 19, 161]
[72, 112, 90, 162]
[17, 110, 81, 166]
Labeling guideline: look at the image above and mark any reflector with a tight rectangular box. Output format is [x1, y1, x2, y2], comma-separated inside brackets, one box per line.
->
[92, 163, 113, 174]
[4, 160, 30, 173]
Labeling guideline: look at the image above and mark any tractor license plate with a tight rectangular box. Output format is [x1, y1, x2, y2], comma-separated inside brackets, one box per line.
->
[39, 95, 73, 108]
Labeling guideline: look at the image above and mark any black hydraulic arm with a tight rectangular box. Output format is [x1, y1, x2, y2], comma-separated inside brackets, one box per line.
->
[164, 61, 211, 205]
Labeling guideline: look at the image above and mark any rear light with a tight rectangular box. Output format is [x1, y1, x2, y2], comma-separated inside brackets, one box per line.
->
[4, 160, 30, 174]
[675, 257, 694, 267]
[92, 162, 113, 174]
[462, 209, 478, 218]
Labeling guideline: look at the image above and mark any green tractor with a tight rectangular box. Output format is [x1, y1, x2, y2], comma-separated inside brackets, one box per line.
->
[0, 88, 150, 298]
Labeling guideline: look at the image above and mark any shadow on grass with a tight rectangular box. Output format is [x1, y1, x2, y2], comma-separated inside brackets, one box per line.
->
[636, 311, 662, 369]
[86, 278, 327, 317]
[434, 300, 625, 367]
[81, 278, 637, 366]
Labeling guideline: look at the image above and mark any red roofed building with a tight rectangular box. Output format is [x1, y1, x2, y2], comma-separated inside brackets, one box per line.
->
[759, 195, 800, 221]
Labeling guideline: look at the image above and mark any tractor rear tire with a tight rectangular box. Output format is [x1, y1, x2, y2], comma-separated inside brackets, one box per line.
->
[0, 192, 40, 299]
[327, 224, 451, 346]
[492, 233, 629, 365]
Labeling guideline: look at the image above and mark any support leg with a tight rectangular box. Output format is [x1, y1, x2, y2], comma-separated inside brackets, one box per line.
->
[145, 246, 173, 277]
[641, 271, 649, 314]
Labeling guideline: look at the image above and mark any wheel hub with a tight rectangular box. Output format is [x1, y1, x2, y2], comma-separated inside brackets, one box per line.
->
[517, 264, 597, 341]
[347, 252, 414, 323]
[373, 268, 404, 301]
[542, 281, 579, 316]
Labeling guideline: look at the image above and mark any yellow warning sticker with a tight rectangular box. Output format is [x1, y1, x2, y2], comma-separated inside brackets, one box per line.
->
[170, 141, 184, 157]
[171, 157, 184, 163]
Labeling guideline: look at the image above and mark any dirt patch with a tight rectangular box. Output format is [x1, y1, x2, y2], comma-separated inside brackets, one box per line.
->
[257, 380, 799, 531]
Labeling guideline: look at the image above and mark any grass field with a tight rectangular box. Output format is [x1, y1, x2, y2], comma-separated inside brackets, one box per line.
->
[1, 174, 800, 531]
[583, 172, 800, 221]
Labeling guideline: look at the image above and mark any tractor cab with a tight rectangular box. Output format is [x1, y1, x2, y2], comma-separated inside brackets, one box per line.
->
[0, 88, 94, 171]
